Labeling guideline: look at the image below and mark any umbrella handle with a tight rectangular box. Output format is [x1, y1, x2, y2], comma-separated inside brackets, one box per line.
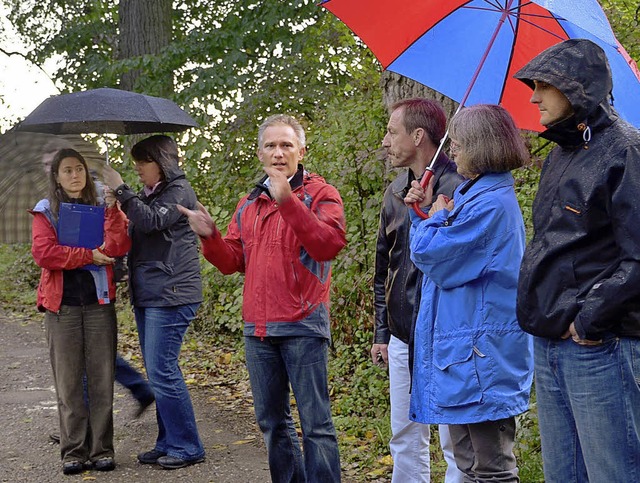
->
[411, 168, 434, 219]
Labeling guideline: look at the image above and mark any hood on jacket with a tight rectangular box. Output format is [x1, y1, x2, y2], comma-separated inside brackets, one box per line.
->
[155, 153, 185, 184]
[514, 39, 613, 125]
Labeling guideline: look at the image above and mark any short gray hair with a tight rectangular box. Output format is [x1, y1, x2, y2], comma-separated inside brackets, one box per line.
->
[257, 114, 306, 148]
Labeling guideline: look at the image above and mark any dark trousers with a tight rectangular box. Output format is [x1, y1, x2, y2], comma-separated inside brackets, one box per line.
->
[45, 303, 117, 463]
[115, 354, 154, 404]
[449, 417, 519, 483]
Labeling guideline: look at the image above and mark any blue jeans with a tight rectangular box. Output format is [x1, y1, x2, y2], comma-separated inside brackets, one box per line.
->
[115, 354, 154, 404]
[135, 304, 204, 461]
[534, 336, 640, 482]
[244, 336, 341, 483]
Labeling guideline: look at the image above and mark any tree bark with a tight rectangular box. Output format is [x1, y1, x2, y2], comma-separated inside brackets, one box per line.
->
[380, 71, 459, 120]
[118, 0, 172, 96]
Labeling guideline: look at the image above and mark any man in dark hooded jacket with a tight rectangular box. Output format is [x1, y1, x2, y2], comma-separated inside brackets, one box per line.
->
[515, 39, 640, 482]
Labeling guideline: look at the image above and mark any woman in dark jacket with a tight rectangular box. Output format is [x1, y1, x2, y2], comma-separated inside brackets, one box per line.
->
[103, 135, 205, 470]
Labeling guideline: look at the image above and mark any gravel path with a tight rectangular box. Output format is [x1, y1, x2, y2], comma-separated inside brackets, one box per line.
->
[0, 311, 271, 483]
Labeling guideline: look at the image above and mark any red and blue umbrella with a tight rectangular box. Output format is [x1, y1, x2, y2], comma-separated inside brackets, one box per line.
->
[322, 0, 640, 217]
[321, 0, 640, 132]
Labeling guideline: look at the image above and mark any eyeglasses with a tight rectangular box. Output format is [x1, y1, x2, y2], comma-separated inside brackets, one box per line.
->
[449, 139, 462, 155]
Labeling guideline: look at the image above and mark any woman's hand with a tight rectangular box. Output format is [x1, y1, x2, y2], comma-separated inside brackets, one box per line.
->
[103, 186, 117, 208]
[429, 194, 454, 217]
[92, 244, 115, 265]
[103, 165, 124, 190]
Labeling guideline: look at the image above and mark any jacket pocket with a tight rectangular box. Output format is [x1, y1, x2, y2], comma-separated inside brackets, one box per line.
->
[132, 261, 174, 303]
[432, 338, 483, 408]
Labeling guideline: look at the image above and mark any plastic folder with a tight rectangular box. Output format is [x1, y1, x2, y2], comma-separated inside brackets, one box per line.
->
[57, 203, 105, 271]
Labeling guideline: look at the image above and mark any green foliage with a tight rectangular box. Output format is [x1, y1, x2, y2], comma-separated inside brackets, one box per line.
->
[194, 260, 244, 339]
[0, 244, 39, 313]
[7, 0, 638, 478]
[601, 0, 640, 60]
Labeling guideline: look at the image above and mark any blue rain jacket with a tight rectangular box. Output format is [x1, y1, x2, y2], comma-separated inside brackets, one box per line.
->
[409, 172, 533, 424]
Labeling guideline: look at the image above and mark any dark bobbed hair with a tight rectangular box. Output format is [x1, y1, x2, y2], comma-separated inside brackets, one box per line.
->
[48, 148, 99, 217]
[390, 98, 447, 147]
[449, 104, 529, 175]
[130, 134, 180, 181]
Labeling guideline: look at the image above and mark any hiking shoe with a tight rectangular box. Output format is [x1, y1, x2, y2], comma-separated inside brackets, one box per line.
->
[157, 455, 205, 470]
[137, 449, 166, 465]
[62, 461, 84, 475]
[94, 457, 116, 471]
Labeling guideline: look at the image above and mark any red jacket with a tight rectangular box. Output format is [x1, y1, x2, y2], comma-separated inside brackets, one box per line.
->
[31, 200, 131, 313]
[201, 169, 346, 338]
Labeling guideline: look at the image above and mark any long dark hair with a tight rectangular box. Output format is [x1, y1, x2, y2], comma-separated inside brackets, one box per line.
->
[47, 148, 99, 217]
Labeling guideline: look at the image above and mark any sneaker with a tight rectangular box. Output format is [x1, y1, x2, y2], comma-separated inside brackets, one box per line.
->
[157, 455, 205, 470]
[93, 457, 115, 471]
[62, 461, 84, 475]
[137, 449, 166, 465]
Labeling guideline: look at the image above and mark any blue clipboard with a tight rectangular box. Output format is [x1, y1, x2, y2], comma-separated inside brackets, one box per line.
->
[57, 203, 105, 271]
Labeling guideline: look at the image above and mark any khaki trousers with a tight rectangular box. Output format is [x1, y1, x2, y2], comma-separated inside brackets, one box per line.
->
[45, 303, 117, 463]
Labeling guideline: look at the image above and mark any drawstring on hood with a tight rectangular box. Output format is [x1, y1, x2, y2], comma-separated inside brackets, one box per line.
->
[514, 39, 618, 149]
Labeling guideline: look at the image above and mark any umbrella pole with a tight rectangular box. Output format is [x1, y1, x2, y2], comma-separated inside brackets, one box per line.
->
[412, 0, 513, 219]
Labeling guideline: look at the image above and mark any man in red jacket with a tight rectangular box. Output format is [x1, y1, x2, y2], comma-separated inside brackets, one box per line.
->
[178, 114, 346, 483]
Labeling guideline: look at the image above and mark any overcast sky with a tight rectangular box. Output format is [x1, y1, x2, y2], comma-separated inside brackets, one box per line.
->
[0, 6, 58, 132]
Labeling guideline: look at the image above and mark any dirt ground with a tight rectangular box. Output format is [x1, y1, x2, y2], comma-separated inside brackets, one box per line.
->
[0, 310, 273, 483]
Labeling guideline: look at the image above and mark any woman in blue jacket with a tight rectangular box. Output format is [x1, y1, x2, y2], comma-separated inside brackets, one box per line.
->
[405, 104, 533, 482]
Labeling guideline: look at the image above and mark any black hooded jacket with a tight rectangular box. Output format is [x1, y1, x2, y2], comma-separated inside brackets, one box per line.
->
[373, 154, 463, 345]
[515, 39, 640, 340]
[114, 154, 202, 308]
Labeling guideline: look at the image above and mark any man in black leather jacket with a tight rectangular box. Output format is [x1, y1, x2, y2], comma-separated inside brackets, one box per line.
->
[515, 39, 640, 482]
[372, 98, 464, 482]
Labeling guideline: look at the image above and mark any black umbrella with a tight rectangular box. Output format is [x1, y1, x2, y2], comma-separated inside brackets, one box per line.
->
[15, 87, 198, 135]
[0, 129, 105, 243]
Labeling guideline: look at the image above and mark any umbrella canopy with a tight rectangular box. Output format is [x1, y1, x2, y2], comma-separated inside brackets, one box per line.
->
[16, 87, 199, 135]
[0, 130, 105, 243]
[322, 0, 640, 132]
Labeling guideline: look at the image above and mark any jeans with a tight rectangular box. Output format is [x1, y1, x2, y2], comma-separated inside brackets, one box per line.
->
[135, 304, 204, 461]
[45, 303, 117, 463]
[115, 354, 154, 404]
[534, 336, 640, 483]
[244, 336, 341, 483]
[388, 336, 464, 483]
[449, 417, 519, 483]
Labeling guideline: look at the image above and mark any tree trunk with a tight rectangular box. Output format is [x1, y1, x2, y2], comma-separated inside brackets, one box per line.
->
[380, 71, 458, 120]
[118, 0, 172, 96]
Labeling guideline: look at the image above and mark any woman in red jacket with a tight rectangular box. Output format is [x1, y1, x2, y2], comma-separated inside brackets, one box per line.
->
[30, 148, 130, 475]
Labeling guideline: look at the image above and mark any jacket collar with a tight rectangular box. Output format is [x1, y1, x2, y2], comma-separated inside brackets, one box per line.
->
[392, 153, 454, 200]
[444, 172, 514, 226]
[248, 164, 305, 201]
[541, 101, 618, 149]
